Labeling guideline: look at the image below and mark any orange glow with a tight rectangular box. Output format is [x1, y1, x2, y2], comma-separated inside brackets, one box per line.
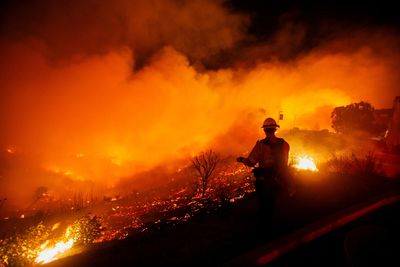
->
[0, 30, 398, 207]
[35, 227, 75, 264]
[294, 156, 318, 172]
[51, 222, 61, 231]
[0, 2, 398, 265]
[6, 146, 16, 154]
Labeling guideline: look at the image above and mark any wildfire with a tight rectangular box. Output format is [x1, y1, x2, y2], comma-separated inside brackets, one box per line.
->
[294, 156, 318, 172]
[35, 227, 75, 264]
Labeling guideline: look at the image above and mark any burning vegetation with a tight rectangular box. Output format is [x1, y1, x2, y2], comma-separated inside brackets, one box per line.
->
[0, 0, 399, 266]
[0, 158, 258, 266]
[0, 142, 397, 266]
[0, 215, 102, 266]
[294, 156, 318, 172]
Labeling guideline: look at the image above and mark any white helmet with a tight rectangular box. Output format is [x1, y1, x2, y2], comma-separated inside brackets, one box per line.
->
[261, 117, 280, 128]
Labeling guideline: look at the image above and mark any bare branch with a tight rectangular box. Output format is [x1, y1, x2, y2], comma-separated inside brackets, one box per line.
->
[191, 150, 220, 196]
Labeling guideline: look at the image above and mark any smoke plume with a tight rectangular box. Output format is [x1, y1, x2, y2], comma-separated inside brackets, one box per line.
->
[0, 0, 399, 207]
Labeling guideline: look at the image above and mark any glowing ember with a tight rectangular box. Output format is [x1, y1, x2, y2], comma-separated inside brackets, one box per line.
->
[294, 156, 318, 172]
[51, 222, 61, 231]
[6, 147, 15, 154]
[35, 227, 75, 264]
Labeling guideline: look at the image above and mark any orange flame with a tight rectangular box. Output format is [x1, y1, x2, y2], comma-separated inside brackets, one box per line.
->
[35, 226, 75, 264]
[294, 156, 318, 172]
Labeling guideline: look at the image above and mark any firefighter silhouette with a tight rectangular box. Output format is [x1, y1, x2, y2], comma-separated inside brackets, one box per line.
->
[237, 117, 290, 221]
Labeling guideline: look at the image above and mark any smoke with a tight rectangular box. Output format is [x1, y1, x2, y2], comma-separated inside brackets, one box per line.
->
[0, 0, 248, 68]
[0, 1, 399, 207]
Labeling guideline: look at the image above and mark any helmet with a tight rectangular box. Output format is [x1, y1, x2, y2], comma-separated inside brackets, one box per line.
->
[261, 117, 280, 128]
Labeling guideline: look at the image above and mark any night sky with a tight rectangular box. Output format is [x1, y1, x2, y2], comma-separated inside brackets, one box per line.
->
[221, 0, 400, 67]
[230, 0, 400, 33]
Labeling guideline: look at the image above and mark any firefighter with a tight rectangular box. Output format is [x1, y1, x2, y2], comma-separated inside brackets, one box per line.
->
[237, 117, 290, 221]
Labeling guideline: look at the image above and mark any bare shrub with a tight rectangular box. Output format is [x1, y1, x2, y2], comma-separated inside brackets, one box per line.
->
[191, 150, 219, 197]
[325, 152, 384, 177]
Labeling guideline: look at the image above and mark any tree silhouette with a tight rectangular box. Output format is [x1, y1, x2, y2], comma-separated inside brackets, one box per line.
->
[331, 102, 377, 135]
[191, 150, 219, 196]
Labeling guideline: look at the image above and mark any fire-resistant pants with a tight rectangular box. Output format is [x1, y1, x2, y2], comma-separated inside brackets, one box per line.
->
[254, 177, 280, 222]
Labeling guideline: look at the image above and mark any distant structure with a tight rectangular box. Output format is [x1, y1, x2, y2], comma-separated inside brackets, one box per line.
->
[386, 96, 400, 151]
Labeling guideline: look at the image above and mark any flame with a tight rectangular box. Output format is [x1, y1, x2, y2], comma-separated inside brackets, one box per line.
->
[35, 227, 75, 264]
[294, 156, 318, 172]
[51, 222, 61, 231]
[6, 146, 16, 154]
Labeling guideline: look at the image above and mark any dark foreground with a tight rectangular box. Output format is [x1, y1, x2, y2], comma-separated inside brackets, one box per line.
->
[266, 199, 400, 267]
[47, 175, 400, 267]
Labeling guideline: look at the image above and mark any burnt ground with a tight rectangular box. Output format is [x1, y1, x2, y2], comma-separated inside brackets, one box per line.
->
[47, 174, 400, 267]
